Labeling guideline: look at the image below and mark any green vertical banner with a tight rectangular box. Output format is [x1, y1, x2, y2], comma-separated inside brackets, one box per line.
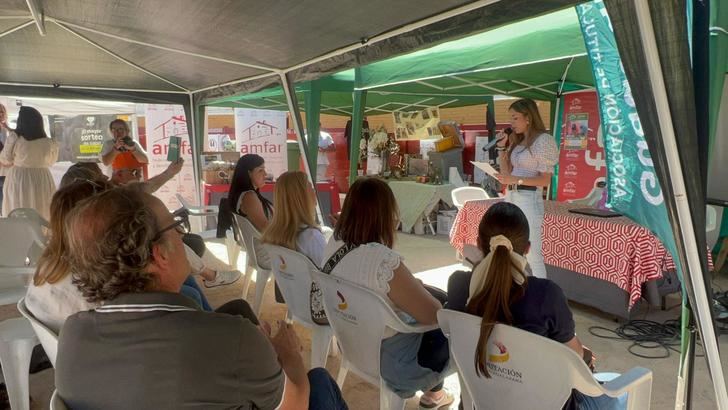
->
[576, 1, 681, 276]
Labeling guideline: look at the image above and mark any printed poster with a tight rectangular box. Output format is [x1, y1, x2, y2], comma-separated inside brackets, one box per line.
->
[144, 104, 195, 210]
[58, 114, 121, 162]
[233, 108, 288, 178]
[556, 91, 607, 203]
[393, 107, 441, 140]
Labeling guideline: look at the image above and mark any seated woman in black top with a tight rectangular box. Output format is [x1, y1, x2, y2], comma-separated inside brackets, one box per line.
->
[447, 202, 625, 410]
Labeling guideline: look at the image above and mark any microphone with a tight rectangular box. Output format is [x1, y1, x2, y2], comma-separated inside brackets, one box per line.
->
[482, 128, 513, 152]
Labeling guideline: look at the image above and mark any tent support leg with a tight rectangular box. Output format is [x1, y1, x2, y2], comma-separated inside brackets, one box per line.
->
[305, 80, 322, 182]
[280, 73, 324, 223]
[631, 1, 728, 408]
[348, 86, 367, 185]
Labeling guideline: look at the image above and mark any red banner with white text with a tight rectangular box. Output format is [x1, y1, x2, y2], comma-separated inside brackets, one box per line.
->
[556, 91, 607, 204]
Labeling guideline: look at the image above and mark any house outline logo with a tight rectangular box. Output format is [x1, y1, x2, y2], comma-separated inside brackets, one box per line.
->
[488, 341, 510, 363]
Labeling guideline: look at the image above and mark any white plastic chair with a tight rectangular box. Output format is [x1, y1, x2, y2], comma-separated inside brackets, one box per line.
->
[451, 187, 489, 210]
[231, 213, 272, 315]
[706, 205, 718, 233]
[17, 298, 58, 366]
[50, 390, 68, 410]
[437, 309, 653, 410]
[0, 318, 38, 410]
[264, 244, 336, 369]
[312, 270, 439, 410]
[176, 193, 220, 235]
[8, 208, 49, 264]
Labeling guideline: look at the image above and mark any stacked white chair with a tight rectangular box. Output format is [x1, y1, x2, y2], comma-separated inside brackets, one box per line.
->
[0, 218, 46, 410]
[451, 187, 489, 211]
[264, 244, 336, 369]
[231, 213, 272, 315]
[312, 270, 438, 410]
[437, 309, 653, 410]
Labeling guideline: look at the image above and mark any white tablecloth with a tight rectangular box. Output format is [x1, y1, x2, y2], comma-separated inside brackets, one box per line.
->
[388, 181, 454, 233]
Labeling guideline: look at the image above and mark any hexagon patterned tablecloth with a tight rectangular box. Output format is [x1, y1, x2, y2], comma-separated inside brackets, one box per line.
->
[450, 200, 711, 307]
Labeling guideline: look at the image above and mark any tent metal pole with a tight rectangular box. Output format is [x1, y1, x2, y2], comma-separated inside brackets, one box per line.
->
[53, 21, 189, 92]
[24, 0, 45, 35]
[305, 80, 322, 182]
[188, 93, 201, 207]
[280, 73, 324, 223]
[0, 81, 189, 94]
[349, 70, 367, 185]
[49, 18, 278, 72]
[632, 1, 728, 408]
[0, 20, 34, 39]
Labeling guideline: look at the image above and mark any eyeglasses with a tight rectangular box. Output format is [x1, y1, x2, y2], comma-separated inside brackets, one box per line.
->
[152, 214, 189, 242]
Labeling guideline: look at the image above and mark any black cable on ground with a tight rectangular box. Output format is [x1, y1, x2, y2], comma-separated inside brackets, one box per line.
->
[588, 319, 705, 359]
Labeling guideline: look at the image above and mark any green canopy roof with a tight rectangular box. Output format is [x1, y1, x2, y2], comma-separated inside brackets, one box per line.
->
[204, 7, 593, 115]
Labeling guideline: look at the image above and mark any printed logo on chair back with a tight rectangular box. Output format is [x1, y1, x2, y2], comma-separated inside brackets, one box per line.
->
[488, 341, 510, 363]
[486, 340, 522, 384]
[333, 290, 357, 323]
[278, 256, 287, 271]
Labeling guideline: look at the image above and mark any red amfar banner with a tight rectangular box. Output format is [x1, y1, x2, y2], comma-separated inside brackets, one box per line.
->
[556, 91, 607, 204]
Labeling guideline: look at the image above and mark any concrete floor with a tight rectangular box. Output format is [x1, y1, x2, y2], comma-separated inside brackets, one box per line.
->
[3, 231, 728, 409]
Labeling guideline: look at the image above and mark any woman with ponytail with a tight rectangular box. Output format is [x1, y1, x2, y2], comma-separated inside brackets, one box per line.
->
[447, 202, 625, 409]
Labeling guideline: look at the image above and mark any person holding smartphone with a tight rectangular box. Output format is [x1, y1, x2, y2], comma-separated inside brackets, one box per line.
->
[495, 99, 558, 279]
[100, 119, 149, 178]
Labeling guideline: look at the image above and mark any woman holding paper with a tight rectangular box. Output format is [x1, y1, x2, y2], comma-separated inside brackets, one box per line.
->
[495, 98, 558, 279]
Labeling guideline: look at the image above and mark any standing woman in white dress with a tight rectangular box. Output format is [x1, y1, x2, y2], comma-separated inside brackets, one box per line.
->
[495, 99, 558, 278]
[0, 106, 59, 220]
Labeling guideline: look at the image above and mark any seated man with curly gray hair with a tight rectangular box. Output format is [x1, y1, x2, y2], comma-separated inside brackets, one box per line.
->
[55, 187, 347, 410]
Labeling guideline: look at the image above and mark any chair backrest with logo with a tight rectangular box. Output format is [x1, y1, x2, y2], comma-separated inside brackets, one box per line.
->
[437, 309, 653, 410]
[0, 218, 46, 268]
[312, 270, 437, 385]
[265, 245, 318, 327]
[451, 187, 489, 210]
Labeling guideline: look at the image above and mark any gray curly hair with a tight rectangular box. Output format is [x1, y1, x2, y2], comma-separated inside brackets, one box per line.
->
[65, 187, 162, 303]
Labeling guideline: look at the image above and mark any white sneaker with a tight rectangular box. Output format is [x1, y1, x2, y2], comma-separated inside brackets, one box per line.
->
[204, 270, 242, 288]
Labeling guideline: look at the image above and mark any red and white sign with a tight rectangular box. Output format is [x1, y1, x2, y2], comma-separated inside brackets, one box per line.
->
[144, 104, 195, 210]
[234, 108, 287, 178]
[556, 91, 607, 203]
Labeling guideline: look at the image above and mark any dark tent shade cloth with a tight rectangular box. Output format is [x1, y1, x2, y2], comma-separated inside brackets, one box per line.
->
[605, 0, 723, 405]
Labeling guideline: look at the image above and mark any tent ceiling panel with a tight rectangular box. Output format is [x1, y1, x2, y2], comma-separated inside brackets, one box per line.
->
[0, 19, 32, 35]
[1, 0, 32, 16]
[43, 0, 473, 70]
[77, 32, 268, 91]
[0, 23, 183, 91]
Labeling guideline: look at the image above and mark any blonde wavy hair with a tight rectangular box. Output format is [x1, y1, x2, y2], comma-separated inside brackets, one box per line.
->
[261, 171, 318, 250]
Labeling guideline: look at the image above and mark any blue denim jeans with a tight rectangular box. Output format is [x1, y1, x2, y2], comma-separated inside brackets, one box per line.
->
[506, 189, 547, 278]
[181, 276, 213, 311]
[308, 367, 348, 409]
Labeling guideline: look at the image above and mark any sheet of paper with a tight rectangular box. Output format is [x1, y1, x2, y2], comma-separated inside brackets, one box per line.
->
[470, 161, 499, 177]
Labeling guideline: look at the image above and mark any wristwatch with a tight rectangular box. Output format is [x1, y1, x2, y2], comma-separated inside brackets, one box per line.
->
[517, 178, 524, 185]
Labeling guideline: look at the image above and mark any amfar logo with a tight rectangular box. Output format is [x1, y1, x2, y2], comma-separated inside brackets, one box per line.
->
[486, 341, 523, 384]
[336, 291, 348, 310]
[86, 117, 96, 127]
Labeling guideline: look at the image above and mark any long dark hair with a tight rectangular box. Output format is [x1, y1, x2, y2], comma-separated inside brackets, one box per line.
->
[228, 154, 272, 218]
[506, 98, 547, 156]
[15, 106, 48, 141]
[466, 202, 530, 377]
[334, 177, 398, 248]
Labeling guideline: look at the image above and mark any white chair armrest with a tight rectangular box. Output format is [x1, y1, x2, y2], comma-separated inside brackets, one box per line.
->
[601, 367, 652, 397]
[187, 206, 219, 216]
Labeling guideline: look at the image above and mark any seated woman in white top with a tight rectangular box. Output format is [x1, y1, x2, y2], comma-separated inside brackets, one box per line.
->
[228, 154, 274, 232]
[322, 177, 454, 408]
[262, 171, 328, 323]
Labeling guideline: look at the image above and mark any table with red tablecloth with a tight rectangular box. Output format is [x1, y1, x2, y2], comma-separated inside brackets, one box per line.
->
[450, 199, 711, 309]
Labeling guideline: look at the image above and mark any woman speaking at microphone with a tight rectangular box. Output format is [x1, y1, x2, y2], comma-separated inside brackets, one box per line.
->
[495, 99, 558, 279]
